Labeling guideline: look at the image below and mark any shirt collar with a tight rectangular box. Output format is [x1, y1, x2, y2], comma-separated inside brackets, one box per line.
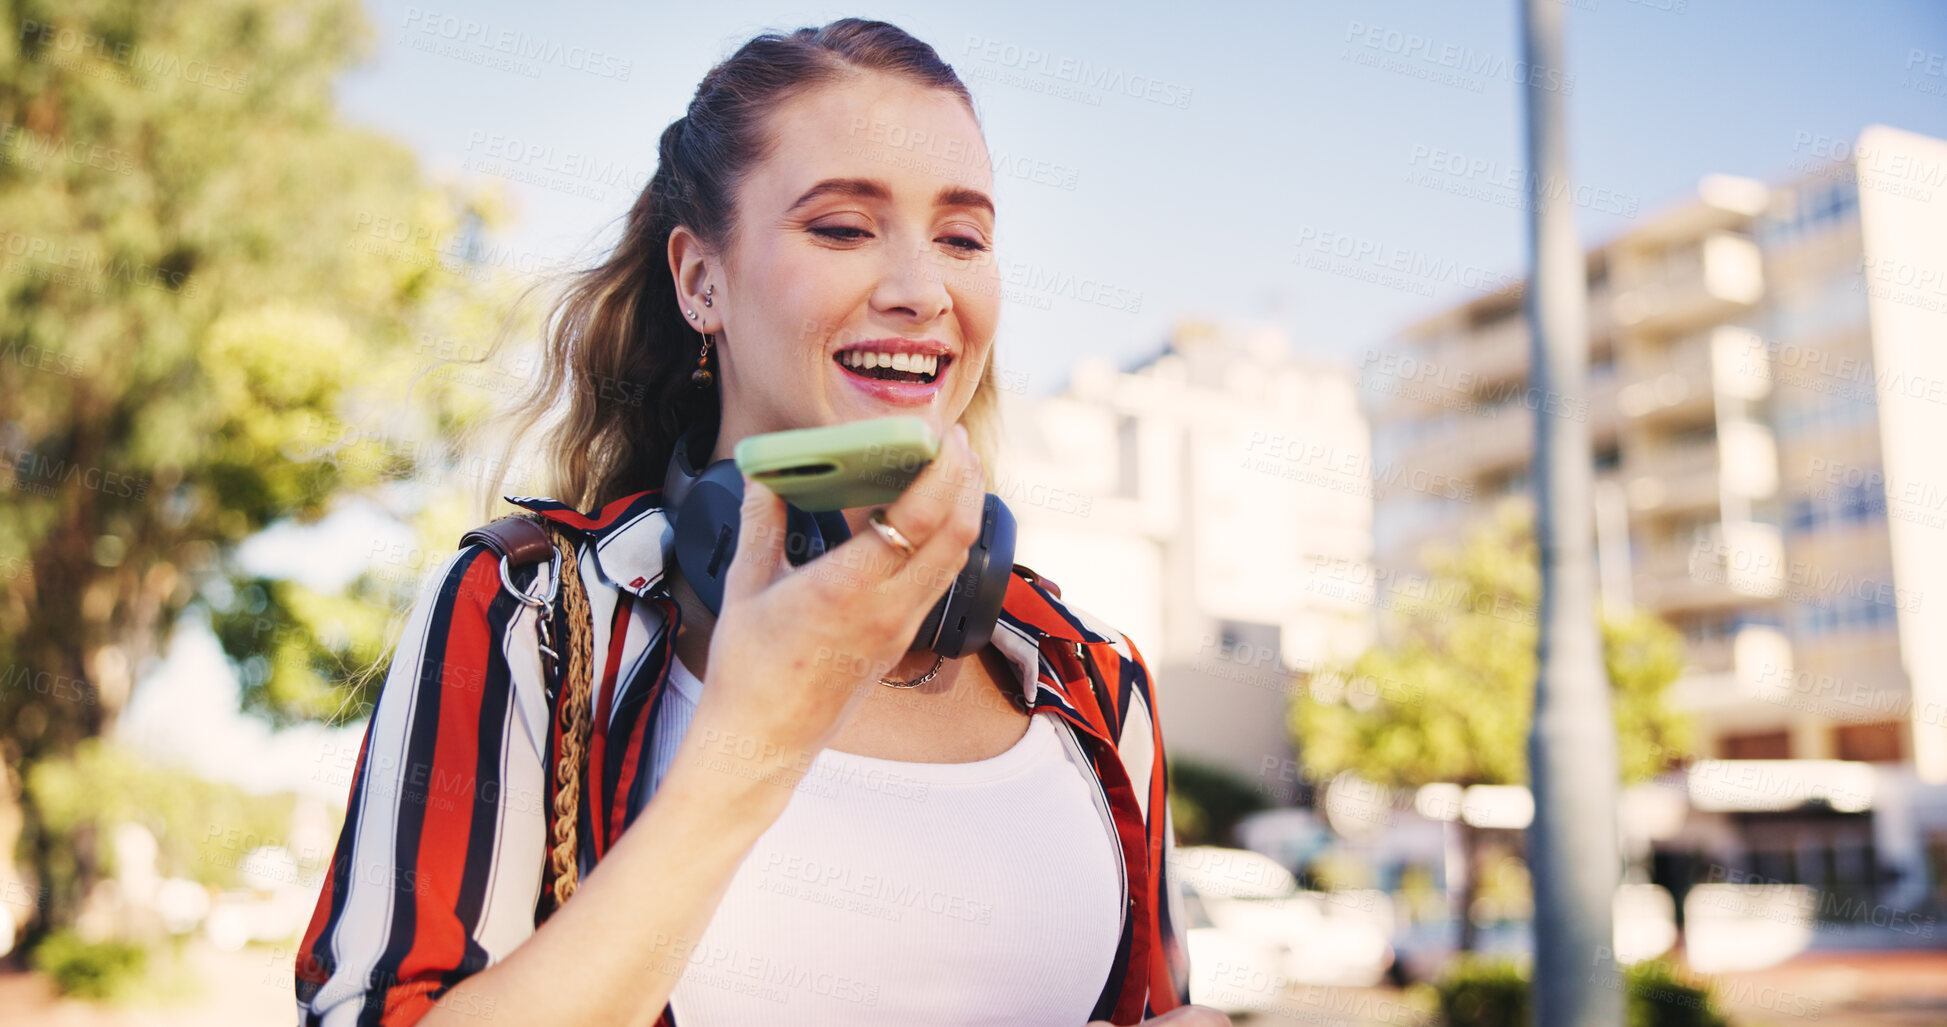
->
[502, 489, 1104, 712]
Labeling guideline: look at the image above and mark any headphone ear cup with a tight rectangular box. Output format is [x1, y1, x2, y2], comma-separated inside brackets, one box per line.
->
[811, 509, 853, 548]
[674, 459, 836, 611]
[782, 504, 831, 567]
[914, 494, 1016, 658]
[671, 463, 746, 616]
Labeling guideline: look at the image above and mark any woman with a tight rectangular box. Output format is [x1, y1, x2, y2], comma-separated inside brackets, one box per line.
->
[296, 18, 1226, 1027]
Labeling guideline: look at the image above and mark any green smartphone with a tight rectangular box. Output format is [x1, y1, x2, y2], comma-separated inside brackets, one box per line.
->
[733, 416, 942, 512]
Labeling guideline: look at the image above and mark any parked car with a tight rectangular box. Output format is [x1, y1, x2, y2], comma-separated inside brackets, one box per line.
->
[1389, 883, 1679, 983]
[1181, 879, 1291, 1017]
[1173, 845, 1396, 989]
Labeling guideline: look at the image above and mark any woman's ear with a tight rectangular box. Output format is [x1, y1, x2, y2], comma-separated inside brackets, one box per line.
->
[668, 225, 716, 331]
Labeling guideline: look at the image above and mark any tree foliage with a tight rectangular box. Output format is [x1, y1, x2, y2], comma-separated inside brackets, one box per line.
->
[0, 0, 520, 938]
[1290, 500, 1694, 791]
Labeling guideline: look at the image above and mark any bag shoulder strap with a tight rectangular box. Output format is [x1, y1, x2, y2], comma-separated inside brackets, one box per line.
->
[457, 512, 596, 921]
[460, 514, 558, 566]
[1012, 562, 1061, 598]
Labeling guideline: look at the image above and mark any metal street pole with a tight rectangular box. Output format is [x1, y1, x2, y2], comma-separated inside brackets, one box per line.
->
[1519, 1, 1624, 1024]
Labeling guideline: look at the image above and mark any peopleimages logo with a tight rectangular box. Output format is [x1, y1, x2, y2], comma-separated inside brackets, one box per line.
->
[400, 7, 633, 81]
[1, 231, 195, 295]
[17, 20, 251, 93]
[1342, 20, 1574, 95]
[1406, 145, 1640, 218]
[962, 36, 1194, 109]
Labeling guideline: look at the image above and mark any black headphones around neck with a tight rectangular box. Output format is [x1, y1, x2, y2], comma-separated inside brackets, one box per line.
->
[662, 425, 1017, 658]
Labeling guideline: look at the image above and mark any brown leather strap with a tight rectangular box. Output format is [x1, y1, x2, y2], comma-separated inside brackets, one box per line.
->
[459, 515, 557, 565]
[1013, 563, 1061, 598]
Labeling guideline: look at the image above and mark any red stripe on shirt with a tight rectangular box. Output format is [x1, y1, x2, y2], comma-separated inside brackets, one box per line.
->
[608, 596, 675, 849]
[587, 591, 633, 855]
[394, 553, 498, 1006]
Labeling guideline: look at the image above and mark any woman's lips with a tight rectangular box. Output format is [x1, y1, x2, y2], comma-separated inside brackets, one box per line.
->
[833, 354, 950, 406]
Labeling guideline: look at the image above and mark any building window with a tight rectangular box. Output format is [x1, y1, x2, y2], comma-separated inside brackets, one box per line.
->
[1214, 619, 1282, 672]
[1787, 472, 1887, 534]
[1665, 420, 1717, 448]
[1771, 361, 1877, 439]
[1786, 576, 1901, 637]
[1833, 721, 1904, 763]
[1719, 730, 1792, 760]
[1927, 833, 1947, 910]
[1757, 179, 1860, 249]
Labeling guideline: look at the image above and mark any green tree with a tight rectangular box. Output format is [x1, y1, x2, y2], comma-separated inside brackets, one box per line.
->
[0, 0, 513, 945]
[1167, 756, 1269, 848]
[1289, 500, 1692, 951]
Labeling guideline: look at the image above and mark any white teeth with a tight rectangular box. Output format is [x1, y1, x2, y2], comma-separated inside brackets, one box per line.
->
[838, 349, 943, 377]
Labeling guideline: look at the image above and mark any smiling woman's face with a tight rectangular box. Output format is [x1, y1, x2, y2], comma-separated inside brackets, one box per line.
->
[673, 71, 1001, 460]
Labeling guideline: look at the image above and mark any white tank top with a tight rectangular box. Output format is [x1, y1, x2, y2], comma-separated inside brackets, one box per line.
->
[652, 654, 1124, 1026]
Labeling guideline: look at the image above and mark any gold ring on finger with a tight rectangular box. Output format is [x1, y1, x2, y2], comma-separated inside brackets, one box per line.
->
[867, 508, 917, 558]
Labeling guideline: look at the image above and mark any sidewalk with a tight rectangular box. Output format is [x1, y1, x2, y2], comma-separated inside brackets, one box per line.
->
[1708, 950, 1947, 1027]
[0, 939, 294, 1027]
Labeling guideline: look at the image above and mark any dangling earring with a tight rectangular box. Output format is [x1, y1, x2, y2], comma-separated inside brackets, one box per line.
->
[690, 333, 714, 390]
[688, 284, 716, 389]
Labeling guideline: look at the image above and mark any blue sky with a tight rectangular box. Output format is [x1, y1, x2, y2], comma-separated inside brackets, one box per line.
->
[331, 0, 1947, 391]
[120, 0, 1947, 794]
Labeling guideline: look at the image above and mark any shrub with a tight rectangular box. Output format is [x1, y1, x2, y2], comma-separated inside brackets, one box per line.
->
[1433, 957, 1733, 1027]
[1626, 960, 1730, 1027]
[31, 930, 148, 999]
[1436, 956, 1530, 1027]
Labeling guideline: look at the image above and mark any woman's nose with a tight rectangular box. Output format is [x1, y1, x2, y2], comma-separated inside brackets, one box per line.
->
[870, 246, 954, 322]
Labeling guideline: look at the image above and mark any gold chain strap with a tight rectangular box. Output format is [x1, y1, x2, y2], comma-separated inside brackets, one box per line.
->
[535, 518, 595, 915]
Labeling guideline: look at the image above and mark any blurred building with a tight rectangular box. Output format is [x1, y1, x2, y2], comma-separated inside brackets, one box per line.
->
[999, 320, 1373, 800]
[1367, 125, 1947, 923]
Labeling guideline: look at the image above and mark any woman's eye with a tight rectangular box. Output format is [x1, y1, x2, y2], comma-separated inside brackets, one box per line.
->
[811, 225, 871, 241]
[941, 235, 990, 253]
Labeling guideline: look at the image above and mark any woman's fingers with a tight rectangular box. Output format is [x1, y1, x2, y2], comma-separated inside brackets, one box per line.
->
[858, 422, 985, 615]
[721, 474, 788, 607]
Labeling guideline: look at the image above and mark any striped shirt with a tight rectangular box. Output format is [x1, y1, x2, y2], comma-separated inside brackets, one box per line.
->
[295, 487, 1193, 1026]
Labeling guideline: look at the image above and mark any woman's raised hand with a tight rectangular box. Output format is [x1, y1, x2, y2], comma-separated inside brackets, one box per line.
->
[692, 421, 987, 762]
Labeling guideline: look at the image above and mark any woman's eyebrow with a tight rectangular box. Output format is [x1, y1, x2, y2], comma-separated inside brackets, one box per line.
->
[785, 178, 994, 217]
[786, 177, 891, 212]
[936, 185, 994, 217]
